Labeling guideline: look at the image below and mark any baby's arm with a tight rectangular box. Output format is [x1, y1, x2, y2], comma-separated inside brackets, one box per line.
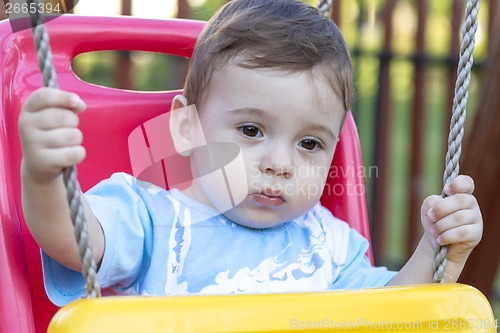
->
[387, 175, 483, 285]
[19, 88, 104, 272]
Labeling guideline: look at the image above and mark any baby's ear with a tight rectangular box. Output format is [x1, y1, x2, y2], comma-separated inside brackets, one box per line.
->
[169, 95, 205, 156]
[171, 94, 188, 112]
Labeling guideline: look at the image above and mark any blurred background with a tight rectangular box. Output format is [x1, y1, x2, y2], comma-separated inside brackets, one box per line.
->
[1, 0, 499, 318]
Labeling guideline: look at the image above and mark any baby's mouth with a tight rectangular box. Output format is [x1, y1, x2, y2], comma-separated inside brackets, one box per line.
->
[251, 189, 285, 207]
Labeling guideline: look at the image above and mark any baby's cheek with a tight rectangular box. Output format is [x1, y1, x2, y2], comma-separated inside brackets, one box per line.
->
[294, 172, 327, 203]
[194, 142, 249, 213]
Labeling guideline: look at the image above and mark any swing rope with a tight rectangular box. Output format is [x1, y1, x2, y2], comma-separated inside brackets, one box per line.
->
[26, 0, 478, 295]
[433, 0, 480, 283]
[28, 0, 101, 298]
[316, 0, 332, 17]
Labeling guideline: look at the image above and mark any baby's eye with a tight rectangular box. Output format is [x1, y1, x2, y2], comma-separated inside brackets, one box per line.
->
[238, 125, 262, 138]
[299, 138, 323, 151]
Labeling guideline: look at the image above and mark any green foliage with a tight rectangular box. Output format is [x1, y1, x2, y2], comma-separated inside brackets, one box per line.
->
[187, 0, 229, 20]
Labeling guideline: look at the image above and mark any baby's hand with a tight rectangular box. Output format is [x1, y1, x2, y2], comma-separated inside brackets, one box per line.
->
[421, 175, 483, 264]
[18, 88, 87, 184]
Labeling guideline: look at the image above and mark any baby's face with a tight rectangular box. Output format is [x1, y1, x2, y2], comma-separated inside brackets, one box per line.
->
[188, 62, 345, 228]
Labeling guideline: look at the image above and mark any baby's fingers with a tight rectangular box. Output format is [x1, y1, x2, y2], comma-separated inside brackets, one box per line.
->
[443, 175, 474, 196]
[427, 193, 477, 222]
[435, 224, 482, 248]
[35, 146, 87, 172]
[421, 195, 443, 218]
[29, 107, 81, 130]
[22, 88, 86, 114]
[429, 208, 480, 238]
[38, 128, 84, 148]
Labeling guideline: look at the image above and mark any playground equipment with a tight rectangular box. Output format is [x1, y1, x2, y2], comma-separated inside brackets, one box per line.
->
[0, 3, 496, 333]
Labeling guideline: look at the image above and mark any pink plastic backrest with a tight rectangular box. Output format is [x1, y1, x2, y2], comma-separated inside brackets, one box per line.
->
[0, 15, 371, 333]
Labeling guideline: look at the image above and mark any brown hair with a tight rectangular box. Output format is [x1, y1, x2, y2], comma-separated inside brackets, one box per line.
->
[183, 0, 353, 112]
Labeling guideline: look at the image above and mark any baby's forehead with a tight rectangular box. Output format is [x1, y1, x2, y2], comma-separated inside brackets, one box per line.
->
[199, 62, 345, 129]
[212, 58, 341, 100]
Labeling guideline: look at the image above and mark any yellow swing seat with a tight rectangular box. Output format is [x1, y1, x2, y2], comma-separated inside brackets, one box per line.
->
[49, 284, 496, 332]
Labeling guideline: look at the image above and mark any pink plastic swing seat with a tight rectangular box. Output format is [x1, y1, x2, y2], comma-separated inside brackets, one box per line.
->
[0, 15, 371, 333]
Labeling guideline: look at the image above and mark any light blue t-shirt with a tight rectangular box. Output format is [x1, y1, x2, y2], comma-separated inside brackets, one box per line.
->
[42, 173, 396, 306]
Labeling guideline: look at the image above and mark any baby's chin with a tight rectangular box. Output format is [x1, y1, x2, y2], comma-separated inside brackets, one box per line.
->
[221, 206, 305, 230]
[228, 219, 288, 230]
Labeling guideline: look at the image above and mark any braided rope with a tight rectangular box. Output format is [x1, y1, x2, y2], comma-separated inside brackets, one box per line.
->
[28, 1, 101, 298]
[316, 0, 332, 17]
[433, 0, 480, 283]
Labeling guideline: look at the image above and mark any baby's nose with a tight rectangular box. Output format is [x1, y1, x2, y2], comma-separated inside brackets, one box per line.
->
[261, 151, 294, 178]
[264, 163, 294, 178]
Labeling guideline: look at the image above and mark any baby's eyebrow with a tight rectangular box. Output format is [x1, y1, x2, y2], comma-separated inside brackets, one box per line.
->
[227, 107, 280, 122]
[228, 108, 267, 116]
[308, 124, 339, 141]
